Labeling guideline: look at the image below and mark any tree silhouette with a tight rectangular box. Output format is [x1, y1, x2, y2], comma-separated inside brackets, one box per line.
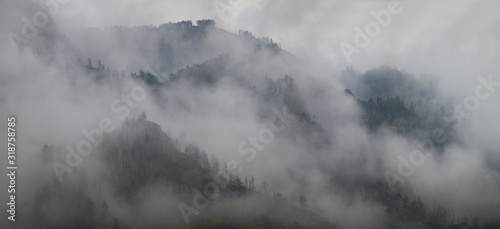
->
[299, 195, 307, 208]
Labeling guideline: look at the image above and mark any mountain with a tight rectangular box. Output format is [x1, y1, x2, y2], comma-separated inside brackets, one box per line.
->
[2, 1, 499, 228]
[66, 20, 297, 80]
[31, 115, 339, 229]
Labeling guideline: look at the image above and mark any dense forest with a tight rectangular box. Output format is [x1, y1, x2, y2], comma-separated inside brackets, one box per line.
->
[2, 1, 499, 227]
[29, 52, 499, 228]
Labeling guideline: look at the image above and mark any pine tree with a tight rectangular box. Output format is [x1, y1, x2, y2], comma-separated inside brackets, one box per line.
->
[471, 216, 480, 229]
[138, 111, 147, 122]
[210, 154, 220, 172]
[98, 59, 104, 70]
[250, 176, 255, 190]
[299, 195, 307, 208]
[261, 181, 269, 194]
[112, 219, 120, 229]
[87, 58, 92, 68]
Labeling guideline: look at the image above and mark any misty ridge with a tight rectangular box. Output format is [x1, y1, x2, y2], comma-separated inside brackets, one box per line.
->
[0, 0, 500, 229]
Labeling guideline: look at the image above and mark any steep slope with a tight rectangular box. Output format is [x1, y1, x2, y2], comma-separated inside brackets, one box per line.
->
[66, 20, 297, 80]
[31, 116, 339, 229]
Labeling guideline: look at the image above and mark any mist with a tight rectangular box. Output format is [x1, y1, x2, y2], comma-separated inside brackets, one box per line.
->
[1, 0, 499, 228]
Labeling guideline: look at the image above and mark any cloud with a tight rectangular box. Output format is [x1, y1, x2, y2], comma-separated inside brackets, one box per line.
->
[1, 0, 500, 227]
